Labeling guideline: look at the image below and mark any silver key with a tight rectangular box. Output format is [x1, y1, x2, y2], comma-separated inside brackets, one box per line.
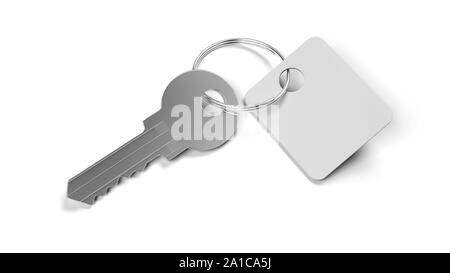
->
[68, 70, 238, 205]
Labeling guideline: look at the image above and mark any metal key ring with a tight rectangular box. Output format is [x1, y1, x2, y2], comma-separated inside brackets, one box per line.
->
[193, 38, 290, 113]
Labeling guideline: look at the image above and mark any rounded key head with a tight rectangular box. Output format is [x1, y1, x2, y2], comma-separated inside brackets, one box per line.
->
[161, 70, 238, 151]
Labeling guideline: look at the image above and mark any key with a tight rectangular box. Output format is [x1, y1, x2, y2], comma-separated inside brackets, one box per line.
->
[68, 70, 238, 205]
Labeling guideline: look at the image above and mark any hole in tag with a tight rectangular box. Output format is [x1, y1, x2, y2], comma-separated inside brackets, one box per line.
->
[279, 68, 304, 92]
[203, 90, 225, 116]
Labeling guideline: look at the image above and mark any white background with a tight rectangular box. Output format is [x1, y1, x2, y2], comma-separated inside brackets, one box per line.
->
[0, 0, 449, 252]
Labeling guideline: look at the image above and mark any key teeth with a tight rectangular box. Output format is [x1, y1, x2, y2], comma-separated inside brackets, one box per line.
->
[72, 142, 184, 205]
[87, 177, 123, 205]
[82, 156, 161, 205]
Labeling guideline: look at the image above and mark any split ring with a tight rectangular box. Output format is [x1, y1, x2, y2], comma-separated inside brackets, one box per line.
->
[193, 38, 290, 113]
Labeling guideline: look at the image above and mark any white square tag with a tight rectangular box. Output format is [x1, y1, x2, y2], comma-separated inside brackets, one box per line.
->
[244, 37, 392, 180]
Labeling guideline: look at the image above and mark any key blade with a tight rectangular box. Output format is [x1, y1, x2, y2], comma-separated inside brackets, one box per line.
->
[68, 114, 165, 191]
[79, 137, 184, 205]
[68, 118, 183, 205]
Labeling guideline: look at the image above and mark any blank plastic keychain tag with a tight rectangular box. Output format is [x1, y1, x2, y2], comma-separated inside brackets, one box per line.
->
[244, 37, 392, 180]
